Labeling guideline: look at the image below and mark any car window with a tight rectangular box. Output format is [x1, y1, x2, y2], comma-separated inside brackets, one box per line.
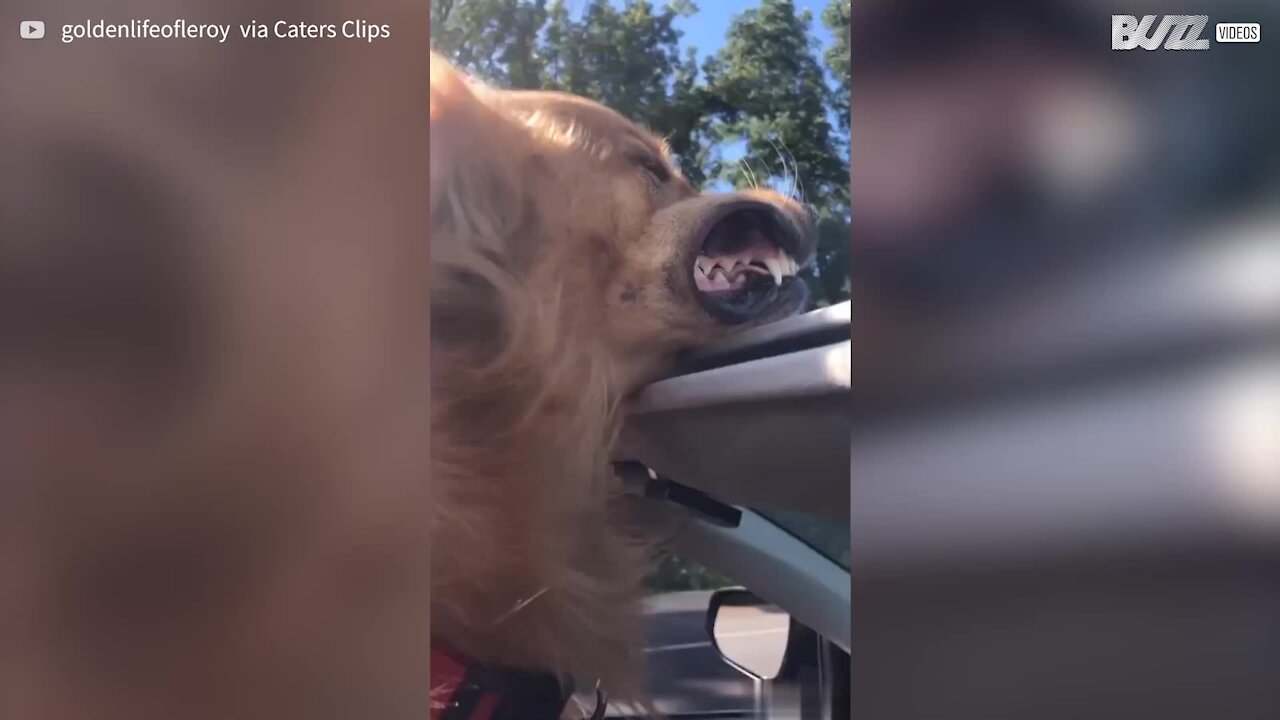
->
[758, 509, 851, 570]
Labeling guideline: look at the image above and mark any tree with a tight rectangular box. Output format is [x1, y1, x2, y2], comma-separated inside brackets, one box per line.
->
[646, 551, 733, 592]
[430, 0, 547, 88]
[819, 0, 853, 308]
[704, 0, 848, 215]
[822, 0, 851, 133]
[536, 1, 710, 185]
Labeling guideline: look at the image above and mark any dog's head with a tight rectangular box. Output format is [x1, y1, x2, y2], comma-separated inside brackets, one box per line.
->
[430, 53, 816, 389]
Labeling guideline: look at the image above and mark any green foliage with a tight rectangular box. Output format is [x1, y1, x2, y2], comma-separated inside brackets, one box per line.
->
[430, 0, 851, 308]
[822, 0, 851, 132]
[704, 1, 847, 216]
[646, 551, 733, 592]
[809, 214, 851, 307]
[430, 0, 549, 87]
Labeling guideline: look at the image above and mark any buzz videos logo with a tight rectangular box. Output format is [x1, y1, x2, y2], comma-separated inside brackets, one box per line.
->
[1113, 15, 1209, 50]
[1113, 15, 1261, 50]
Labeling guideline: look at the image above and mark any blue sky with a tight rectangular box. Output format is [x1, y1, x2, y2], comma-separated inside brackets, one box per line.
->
[562, 0, 843, 190]
[564, 0, 838, 86]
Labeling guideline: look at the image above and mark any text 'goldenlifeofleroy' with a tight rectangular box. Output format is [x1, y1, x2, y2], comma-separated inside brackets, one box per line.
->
[63, 20, 232, 44]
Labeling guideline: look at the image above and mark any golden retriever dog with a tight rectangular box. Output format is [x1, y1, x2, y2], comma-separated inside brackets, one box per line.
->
[430, 52, 816, 714]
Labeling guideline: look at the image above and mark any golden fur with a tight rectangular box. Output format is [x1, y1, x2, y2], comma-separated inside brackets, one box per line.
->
[429, 53, 814, 703]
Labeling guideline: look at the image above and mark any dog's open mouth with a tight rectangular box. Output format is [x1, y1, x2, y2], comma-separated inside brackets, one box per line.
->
[692, 205, 808, 324]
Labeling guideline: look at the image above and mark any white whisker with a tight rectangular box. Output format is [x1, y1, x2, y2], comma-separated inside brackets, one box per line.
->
[740, 156, 761, 191]
[766, 137, 795, 201]
[781, 139, 807, 205]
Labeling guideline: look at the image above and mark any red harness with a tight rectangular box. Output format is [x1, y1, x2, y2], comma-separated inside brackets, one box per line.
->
[430, 647, 499, 720]
[430, 645, 601, 720]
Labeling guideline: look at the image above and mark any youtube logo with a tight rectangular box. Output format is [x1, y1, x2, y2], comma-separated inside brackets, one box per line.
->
[20, 20, 45, 40]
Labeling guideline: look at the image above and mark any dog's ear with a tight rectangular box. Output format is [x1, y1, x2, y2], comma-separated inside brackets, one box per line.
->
[429, 54, 528, 347]
[429, 54, 519, 219]
[429, 52, 476, 212]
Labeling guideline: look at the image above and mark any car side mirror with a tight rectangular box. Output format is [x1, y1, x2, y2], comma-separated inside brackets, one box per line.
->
[705, 587, 793, 680]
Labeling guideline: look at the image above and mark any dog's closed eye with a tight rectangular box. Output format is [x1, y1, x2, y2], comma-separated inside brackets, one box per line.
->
[626, 151, 670, 185]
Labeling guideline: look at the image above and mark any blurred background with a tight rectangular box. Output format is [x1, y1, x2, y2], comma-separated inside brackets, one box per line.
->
[848, 0, 1279, 718]
[1, 2, 432, 718]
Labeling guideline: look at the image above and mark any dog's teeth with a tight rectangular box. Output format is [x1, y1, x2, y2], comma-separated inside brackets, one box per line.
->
[763, 256, 784, 286]
[783, 253, 797, 275]
[696, 256, 713, 276]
